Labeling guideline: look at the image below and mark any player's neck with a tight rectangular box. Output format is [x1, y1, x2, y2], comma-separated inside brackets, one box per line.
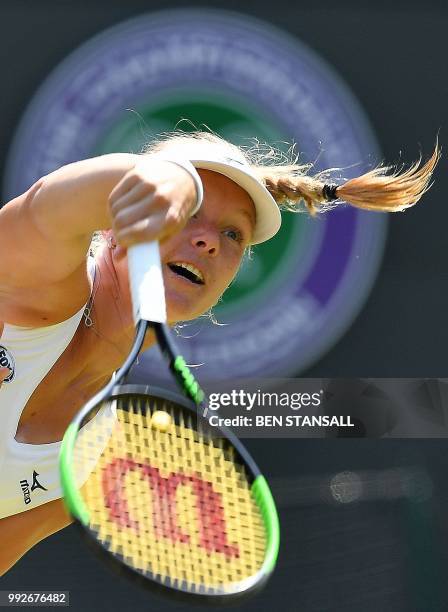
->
[85, 248, 156, 372]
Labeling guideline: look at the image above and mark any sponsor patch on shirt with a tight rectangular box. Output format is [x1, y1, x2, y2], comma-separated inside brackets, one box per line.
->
[0, 345, 15, 382]
[20, 470, 48, 505]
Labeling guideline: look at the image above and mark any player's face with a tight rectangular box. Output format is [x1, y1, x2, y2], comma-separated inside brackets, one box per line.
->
[160, 170, 256, 322]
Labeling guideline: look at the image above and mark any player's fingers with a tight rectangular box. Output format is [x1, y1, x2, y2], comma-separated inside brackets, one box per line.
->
[115, 207, 185, 246]
[109, 181, 155, 216]
[115, 217, 159, 247]
[112, 195, 159, 233]
[108, 172, 142, 204]
[112, 191, 174, 235]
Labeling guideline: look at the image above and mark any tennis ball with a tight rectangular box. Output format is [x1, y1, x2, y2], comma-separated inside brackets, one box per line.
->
[151, 410, 172, 432]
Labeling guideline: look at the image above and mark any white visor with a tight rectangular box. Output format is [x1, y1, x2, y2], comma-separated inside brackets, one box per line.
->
[191, 156, 282, 245]
[156, 146, 282, 245]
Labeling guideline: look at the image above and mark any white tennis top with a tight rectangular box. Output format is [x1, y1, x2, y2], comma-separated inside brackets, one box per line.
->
[0, 257, 102, 519]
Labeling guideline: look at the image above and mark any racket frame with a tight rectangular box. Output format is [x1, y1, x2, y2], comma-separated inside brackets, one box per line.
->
[60, 383, 280, 603]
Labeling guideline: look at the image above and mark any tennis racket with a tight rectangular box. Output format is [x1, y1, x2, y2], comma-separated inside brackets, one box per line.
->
[59, 242, 280, 602]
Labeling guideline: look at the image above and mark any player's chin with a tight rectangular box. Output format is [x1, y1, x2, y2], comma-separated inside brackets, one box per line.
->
[163, 266, 216, 321]
[165, 286, 208, 323]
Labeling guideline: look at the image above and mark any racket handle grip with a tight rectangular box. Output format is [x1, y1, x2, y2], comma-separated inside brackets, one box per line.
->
[128, 243, 167, 324]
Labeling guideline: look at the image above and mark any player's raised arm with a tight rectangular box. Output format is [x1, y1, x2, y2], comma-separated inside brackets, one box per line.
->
[0, 153, 200, 289]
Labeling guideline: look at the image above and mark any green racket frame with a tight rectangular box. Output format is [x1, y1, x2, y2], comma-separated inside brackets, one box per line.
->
[60, 383, 280, 603]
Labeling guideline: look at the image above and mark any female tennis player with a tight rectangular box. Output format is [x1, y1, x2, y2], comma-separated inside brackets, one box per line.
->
[0, 131, 438, 576]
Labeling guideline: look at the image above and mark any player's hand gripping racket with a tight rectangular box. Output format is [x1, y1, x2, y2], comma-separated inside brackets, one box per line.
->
[59, 242, 279, 602]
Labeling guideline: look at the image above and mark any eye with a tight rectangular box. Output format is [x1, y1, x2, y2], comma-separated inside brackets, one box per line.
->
[223, 228, 243, 243]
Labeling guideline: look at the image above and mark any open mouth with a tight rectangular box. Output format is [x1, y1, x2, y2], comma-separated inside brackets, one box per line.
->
[167, 262, 205, 285]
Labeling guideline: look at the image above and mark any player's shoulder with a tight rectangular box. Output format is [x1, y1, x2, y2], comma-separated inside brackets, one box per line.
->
[0, 258, 91, 328]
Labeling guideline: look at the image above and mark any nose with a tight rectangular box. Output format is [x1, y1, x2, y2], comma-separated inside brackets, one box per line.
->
[190, 226, 220, 257]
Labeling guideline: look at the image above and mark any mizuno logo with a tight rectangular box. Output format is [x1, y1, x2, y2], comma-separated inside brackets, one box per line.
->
[31, 470, 47, 492]
[20, 470, 48, 505]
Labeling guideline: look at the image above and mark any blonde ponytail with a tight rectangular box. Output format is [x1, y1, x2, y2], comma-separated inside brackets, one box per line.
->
[255, 142, 440, 215]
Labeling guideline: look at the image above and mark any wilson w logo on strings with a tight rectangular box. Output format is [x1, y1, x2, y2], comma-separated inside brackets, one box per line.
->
[102, 458, 239, 559]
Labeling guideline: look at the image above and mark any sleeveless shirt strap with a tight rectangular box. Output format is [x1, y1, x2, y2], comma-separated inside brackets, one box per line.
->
[83, 256, 97, 327]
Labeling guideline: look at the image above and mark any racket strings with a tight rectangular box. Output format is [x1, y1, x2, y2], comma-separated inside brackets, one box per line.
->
[73, 397, 267, 594]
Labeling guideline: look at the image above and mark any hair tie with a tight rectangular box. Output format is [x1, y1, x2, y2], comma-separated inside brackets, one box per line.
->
[322, 184, 339, 202]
